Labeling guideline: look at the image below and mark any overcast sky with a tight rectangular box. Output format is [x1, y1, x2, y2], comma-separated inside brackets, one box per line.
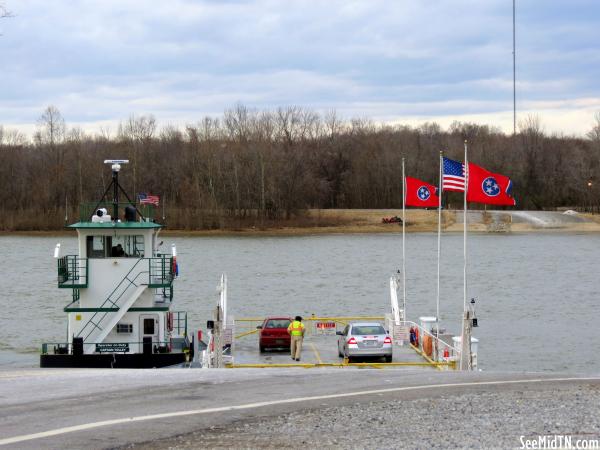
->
[1, 0, 599, 136]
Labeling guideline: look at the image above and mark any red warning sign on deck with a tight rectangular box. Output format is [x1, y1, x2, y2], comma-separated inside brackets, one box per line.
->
[315, 321, 336, 334]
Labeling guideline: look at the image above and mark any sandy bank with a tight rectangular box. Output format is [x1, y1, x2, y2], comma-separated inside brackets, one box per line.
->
[161, 209, 600, 236]
[2, 210, 599, 237]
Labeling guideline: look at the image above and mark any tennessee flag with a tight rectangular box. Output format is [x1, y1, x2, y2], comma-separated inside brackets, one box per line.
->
[466, 163, 516, 206]
[405, 176, 440, 208]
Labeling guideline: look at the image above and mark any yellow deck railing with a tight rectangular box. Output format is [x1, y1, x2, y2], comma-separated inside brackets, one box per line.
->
[226, 361, 456, 369]
[234, 316, 386, 339]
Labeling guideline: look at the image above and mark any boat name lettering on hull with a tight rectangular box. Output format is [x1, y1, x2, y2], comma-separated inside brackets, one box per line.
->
[95, 343, 130, 353]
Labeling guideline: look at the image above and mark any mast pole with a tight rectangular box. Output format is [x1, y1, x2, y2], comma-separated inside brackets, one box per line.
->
[102, 160, 129, 221]
[463, 141, 468, 324]
[402, 157, 406, 320]
[460, 140, 470, 370]
[513, 0, 517, 135]
[437, 151, 443, 336]
[112, 165, 119, 221]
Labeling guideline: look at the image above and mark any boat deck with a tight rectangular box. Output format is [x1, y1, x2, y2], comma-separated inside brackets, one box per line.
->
[229, 333, 437, 369]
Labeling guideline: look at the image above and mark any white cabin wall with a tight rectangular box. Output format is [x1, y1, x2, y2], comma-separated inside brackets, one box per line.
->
[103, 311, 165, 353]
[80, 259, 139, 306]
[70, 228, 169, 350]
[76, 229, 155, 308]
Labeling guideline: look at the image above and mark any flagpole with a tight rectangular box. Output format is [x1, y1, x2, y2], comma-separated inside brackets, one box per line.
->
[401, 157, 406, 321]
[436, 151, 442, 337]
[460, 140, 469, 370]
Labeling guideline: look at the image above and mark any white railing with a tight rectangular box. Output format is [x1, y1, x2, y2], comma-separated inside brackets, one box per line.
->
[398, 320, 461, 368]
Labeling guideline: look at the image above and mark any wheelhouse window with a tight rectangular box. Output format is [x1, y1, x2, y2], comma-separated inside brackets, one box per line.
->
[112, 235, 145, 257]
[86, 235, 145, 258]
[86, 236, 112, 258]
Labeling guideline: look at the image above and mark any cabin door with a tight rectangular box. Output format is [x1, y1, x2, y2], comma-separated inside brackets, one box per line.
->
[140, 314, 159, 347]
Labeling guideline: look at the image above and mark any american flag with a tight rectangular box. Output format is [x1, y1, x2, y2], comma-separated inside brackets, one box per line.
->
[138, 193, 160, 206]
[442, 157, 466, 192]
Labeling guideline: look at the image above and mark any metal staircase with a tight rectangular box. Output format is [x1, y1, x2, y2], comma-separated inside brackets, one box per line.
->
[77, 259, 148, 353]
[84, 284, 147, 353]
[70, 255, 175, 353]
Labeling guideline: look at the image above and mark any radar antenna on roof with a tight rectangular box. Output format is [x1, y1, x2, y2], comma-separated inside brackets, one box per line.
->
[88, 159, 145, 222]
[104, 159, 129, 172]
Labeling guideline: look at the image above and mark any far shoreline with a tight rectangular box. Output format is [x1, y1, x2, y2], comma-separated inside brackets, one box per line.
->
[1, 209, 599, 236]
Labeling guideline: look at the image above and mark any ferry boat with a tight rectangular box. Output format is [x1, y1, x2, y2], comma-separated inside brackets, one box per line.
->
[40, 160, 191, 368]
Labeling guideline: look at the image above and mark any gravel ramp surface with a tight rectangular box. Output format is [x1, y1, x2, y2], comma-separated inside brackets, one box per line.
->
[123, 383, 600, 450]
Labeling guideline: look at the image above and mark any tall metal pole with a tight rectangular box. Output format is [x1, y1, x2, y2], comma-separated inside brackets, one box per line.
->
[460, 141, 470, 370]
[401, 157, 406, 320]
[436, 151, 443, 335]
[213, 304, 224, 368]
[463, 142, 468, 329]
[513, 0, 517, 135]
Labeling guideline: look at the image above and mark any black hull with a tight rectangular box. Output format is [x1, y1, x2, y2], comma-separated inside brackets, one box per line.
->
[40, 352, 188, 368]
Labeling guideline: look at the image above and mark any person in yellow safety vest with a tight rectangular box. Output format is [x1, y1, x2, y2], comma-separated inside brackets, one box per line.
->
[287, 316, 305, 361]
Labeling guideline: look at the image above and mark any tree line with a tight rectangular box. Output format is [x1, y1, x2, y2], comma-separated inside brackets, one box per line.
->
[1, 105, 599, 231]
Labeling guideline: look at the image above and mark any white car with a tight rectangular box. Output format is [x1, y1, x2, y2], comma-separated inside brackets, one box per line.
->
[337, 322, 393, 363]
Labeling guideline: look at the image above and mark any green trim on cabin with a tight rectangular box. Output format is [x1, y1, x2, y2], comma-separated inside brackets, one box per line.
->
[64, 307, 120, 312]
[129, 307, 169, 311]
[67, 222, 162, 229]
[59, 284, 88, 289]
[148, 283, 172, 288]
[64, 306, 169, 312]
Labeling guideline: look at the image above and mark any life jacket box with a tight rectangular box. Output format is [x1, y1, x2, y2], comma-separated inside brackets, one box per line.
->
[423, 335, 433, 356]
[418, 316, 437, 351]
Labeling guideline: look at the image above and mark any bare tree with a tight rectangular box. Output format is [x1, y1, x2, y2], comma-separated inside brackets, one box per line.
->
[324, 109, 343, 140]
[0, 125, 25, 146]
[587, 112, 600, 143]
[36, 105, 66, 147]
[118, 114, 156, 195]
[35, 106, 68, 205]
[1, 103, 600, 230]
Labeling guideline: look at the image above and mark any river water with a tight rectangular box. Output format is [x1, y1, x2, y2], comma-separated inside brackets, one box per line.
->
[1, 233, 598, 373]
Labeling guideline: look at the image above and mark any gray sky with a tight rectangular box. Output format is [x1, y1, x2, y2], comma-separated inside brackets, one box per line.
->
[1, 0, 599, 136]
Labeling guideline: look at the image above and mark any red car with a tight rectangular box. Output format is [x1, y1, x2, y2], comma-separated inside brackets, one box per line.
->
[257, 317, 292, 352]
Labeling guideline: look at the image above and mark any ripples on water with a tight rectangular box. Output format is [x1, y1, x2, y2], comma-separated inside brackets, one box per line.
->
[1, 233, 598, 373]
